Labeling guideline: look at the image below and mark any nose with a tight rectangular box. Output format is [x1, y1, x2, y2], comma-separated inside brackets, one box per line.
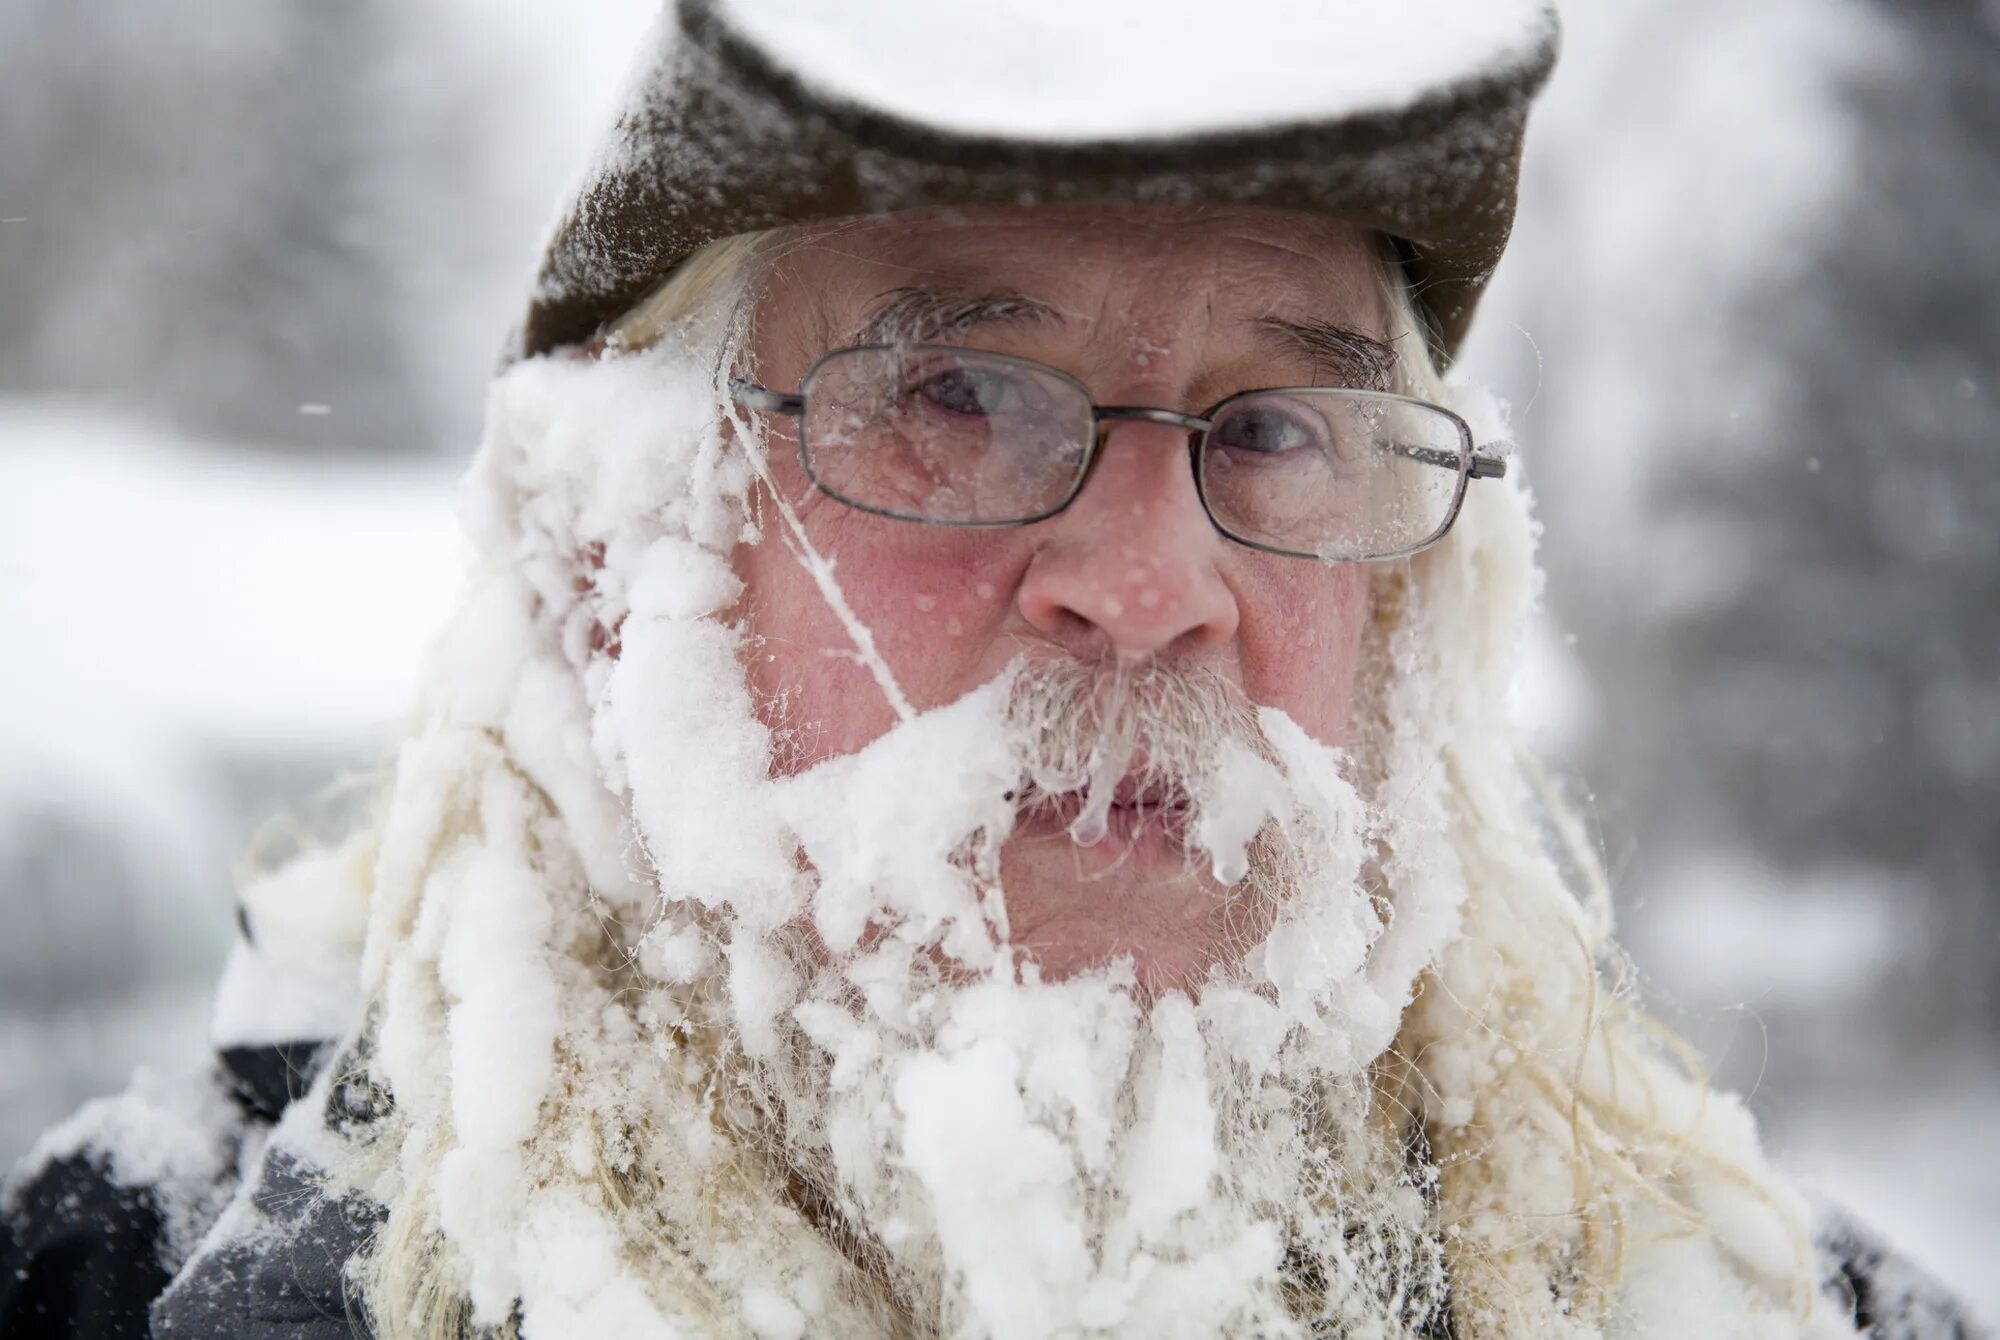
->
[1015, 420, 1240, 661]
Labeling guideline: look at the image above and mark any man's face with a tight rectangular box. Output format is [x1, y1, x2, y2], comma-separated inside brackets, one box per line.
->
[733, 206, 1389, 990]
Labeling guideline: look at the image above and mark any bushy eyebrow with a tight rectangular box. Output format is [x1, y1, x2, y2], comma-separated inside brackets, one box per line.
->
[847, 287, 1398, 390]
[1252, 317, 1399, 391]
[851, 286, 1067, 346]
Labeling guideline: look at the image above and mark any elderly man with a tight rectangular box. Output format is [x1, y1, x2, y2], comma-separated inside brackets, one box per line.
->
[2, 3, 1982, 1339]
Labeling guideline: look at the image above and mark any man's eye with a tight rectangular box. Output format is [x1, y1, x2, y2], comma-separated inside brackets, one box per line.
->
[912, 367, 1017, 417]
[1211, 406, 1324, 455]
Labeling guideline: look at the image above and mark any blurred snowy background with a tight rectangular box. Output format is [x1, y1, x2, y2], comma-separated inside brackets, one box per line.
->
[2, 0, 1993, 1313]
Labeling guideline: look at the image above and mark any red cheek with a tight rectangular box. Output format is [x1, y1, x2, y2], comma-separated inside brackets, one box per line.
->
[821, 530, 1029, 692]
[1231, 560, 1372, 743]
[739, 494, 1036, 755]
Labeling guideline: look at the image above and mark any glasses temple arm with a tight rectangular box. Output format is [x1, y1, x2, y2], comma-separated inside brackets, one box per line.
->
[1387, 440, 1509, 480]
[730, 379, 804, 416]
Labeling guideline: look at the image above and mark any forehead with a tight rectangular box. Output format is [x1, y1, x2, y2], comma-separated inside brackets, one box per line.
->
[753, 204, 1392, 347]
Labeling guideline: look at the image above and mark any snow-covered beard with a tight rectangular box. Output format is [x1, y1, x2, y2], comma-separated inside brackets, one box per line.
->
[350, 332, 1838, 1340]
[669, 654, 1449, 1337]
[422, 337, 1466, 1335]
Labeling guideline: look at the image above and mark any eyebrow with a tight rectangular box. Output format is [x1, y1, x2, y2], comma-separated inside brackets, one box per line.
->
[851, 286, 1067, 346]
[1251, 317, 1399, 390]
[844, 287, 1399, 390]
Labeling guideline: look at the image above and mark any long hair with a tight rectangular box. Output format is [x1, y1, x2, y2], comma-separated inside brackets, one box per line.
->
[337, 227, 1829, 1340]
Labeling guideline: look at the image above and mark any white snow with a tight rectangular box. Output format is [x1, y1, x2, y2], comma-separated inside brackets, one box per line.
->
[0, 400, 464, 1160]
[0, 401, 462, 757]
[14, 1064, 247, 1270]
[209, 835, 372, 1047]
[892, 1035, 1096, 1338]
[718, 0, 1553, 142]
[1641, 855, 1917, 1009]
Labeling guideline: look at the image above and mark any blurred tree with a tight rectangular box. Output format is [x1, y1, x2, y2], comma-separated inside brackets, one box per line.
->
[1481, 0, 1998, 1074]
[1674, 0, 1999, 1033]
[0, 1, 429, 453]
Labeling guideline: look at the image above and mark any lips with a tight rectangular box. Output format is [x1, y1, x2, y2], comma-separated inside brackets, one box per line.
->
[1011, 773, 1192, 849]
[1108, 775, 1188, 817]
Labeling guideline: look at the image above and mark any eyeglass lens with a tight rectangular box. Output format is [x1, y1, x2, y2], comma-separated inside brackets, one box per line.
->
[802, 347, 1093, 525]
[1200, 391, 1467, 560]
[799, 346, 1466, 559]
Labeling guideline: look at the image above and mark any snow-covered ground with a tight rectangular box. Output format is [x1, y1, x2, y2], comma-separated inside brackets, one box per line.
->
[1, 403, 463, 753]
[0, 405, 462, 1161]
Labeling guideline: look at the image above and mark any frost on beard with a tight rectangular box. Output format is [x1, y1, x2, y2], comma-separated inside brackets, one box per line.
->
[353, 323, 1828, 1340]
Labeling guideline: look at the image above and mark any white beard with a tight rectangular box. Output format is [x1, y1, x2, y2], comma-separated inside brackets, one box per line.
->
[359, 342, 1835, 1340]
[615, 637, 1457, 1337]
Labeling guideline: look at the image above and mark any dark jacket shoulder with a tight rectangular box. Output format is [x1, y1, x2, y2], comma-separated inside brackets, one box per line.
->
[1818, 1204, 1992, 1340]
[0, 1039, 363, 1340]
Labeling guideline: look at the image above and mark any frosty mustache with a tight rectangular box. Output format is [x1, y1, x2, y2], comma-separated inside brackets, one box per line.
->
[1002, 655, 1269, 864]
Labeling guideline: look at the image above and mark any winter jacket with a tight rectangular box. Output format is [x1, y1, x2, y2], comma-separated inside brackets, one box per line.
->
[0, 1039, 379, 1340]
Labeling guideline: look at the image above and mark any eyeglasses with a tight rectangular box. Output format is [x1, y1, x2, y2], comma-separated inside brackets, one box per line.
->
[731, 344, 1506, 562]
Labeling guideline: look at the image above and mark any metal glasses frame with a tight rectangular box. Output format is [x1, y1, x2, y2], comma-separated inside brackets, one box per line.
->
[731, 343, 1508, 562]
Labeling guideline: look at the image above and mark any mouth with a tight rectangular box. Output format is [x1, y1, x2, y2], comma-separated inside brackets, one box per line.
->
[1009, 773, 1193, 857]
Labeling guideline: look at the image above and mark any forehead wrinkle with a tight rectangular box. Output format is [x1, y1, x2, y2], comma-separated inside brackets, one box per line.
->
[1204, 229, 1394, 330]
[777, 225, 1395, 396]
[1089, 244, 1383, 367]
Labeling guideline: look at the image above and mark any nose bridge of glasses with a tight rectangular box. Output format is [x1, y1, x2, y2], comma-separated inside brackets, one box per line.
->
[1094, 404, 1211, 437]
[1070, 404, 1220, 544]
[1082, 405, 1211, 513]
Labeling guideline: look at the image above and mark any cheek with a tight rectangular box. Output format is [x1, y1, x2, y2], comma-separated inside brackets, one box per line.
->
[733, 471, 1030, 763]
[1233, 562, 1372, 745]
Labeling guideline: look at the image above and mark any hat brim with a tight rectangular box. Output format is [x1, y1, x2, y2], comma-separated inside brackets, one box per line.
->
[518, 0, 1559, 370]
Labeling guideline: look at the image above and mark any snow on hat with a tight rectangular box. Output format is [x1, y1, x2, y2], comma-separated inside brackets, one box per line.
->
[518, 0, 1560, 368]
